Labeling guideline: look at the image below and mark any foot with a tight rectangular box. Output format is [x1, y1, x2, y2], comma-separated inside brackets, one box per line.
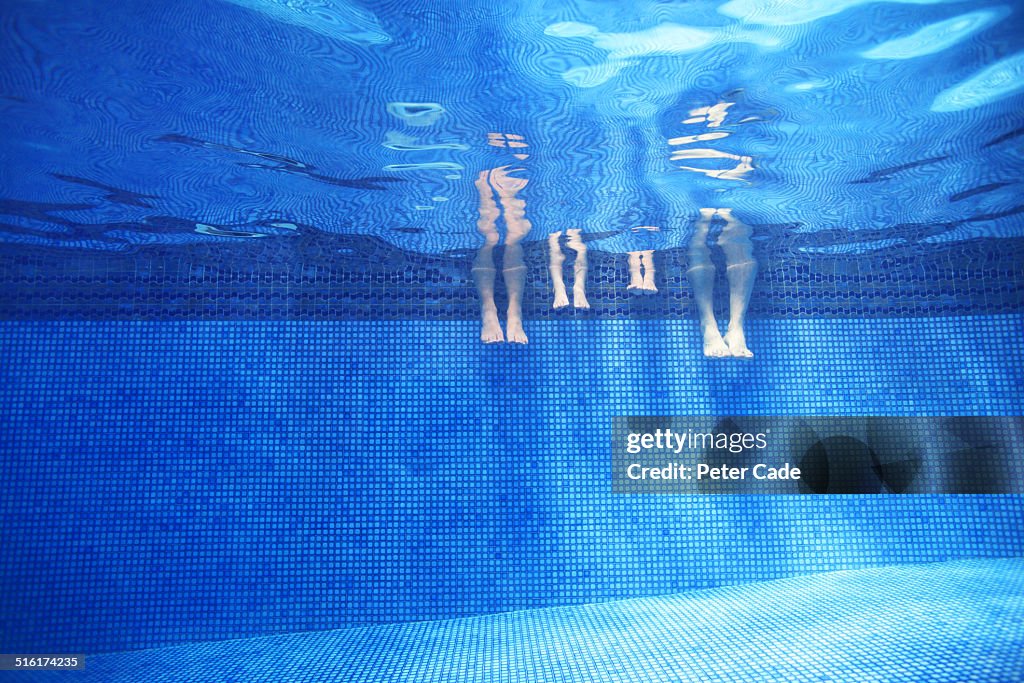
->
[702, 323, 730, 358]
[573, 286, 590, 309]
[506, 316, 529, 344]
[642, 274, 658, 294]
[481, 309, 504, 343]
[724, 325, 753, 358]
[553, 288, 570, 309]
[627, 278, 645, 294]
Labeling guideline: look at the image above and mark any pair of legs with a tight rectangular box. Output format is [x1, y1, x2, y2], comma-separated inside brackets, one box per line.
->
[626, 225, 659, 294]
[473, 166, 531, 343]
[687, 208, 757, 358]
[627, 250, 657, 294]
[548, 229, 590, 309]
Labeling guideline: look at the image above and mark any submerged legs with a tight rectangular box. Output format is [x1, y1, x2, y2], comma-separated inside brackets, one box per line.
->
[566, 228, 590, 309]
[549, 231, 569, 309]
[688, 208, 729, 357]
[473, 165, 532, 344]
[718, 208, 756, 358]
[502, 242, 528, 344]
[639, 250, 657, 293]
[548, 228, 590, 310]
[497, 171, 530, 343]
[473, 171, 504, 343]
[627, 250, 657, 294]
[687, 208, 757, 358]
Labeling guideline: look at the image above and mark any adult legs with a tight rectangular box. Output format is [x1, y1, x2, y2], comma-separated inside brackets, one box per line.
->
[639, 250, 657, 293]
[687, 208, 730, 357]
[717, 208, 756, 358]
[627, 251, 645, 292]
[565, 228, 590, 308]
[549, 231, 569, 309]
[495, 168, 531, 344]
[473, 170, 503, 343]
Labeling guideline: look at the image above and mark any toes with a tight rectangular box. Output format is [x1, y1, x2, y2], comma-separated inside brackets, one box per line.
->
[481, 327, 504, 343]
[704, 343, 730, 358]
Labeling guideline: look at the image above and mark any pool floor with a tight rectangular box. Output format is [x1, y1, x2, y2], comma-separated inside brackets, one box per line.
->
[14, 558, 1023, 683]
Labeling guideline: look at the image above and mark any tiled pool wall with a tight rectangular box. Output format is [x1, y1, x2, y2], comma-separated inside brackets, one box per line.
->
[2, 317, 1022, 654]
[1, 234, 1022, 320]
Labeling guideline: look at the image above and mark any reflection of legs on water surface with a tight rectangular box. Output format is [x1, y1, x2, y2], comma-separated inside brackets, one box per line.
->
[687, 208, 756, 358]
[472, 166, 531, 344]
[548, 228, 590, 310]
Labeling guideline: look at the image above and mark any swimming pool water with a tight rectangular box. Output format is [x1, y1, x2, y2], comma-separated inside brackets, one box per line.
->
[1, 0, 1022, 678]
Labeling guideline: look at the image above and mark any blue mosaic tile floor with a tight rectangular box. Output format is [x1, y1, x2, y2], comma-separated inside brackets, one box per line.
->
[10, 558, 1022, 683]
[2, 316, 1023, 654]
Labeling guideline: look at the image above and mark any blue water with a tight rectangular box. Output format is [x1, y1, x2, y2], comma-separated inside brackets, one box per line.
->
[1, 0, 1022, 257]
[1, 0, 1023, 679]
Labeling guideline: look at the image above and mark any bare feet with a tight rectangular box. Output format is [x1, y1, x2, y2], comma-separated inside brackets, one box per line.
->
[573, 284, 590, 309]
[638, 250, 657, 293]
[724, 325, 753, 358]
[506, 316, 529, 344]
[702, 322, 730, 358]
[627, 252, 644, 293]
[481, 308, 504, 343]
[641, 271, 658, 293]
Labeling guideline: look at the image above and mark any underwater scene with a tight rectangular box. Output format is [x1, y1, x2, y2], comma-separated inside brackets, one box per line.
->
[1, 0, 1022, 681]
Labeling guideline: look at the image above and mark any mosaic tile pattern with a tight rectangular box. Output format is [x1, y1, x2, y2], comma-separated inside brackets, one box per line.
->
[2, 318, 1022, 654]
[6, 559, 1023, 683]
[1, 234, 1022, 320]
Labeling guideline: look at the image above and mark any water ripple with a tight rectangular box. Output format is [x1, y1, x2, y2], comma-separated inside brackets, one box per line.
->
[0, 0, 1020, 259]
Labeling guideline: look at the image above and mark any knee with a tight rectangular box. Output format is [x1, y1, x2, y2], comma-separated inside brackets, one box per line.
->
[725, 259, 757, 270]
[478, 231, 499, 246]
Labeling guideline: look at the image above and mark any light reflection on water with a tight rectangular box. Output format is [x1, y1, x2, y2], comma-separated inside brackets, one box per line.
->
[0, 0, 1021, 329]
